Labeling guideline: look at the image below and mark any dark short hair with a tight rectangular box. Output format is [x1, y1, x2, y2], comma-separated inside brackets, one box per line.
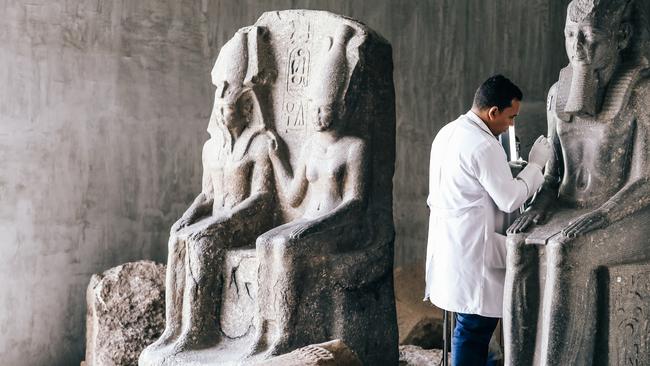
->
[472, 75, 523, 111]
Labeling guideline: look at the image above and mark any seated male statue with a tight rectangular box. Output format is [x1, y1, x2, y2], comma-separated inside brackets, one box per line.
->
[504, 0, 650, 364]
[140, 29, 275, 362]
[250, 24, 369, 357]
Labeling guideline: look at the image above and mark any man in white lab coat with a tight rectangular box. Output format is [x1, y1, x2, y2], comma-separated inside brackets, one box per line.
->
[424, 75, 551, 365]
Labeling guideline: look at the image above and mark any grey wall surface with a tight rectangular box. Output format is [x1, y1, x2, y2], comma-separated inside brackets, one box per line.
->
[0, 1, 213, 365]
[0, 0, 569, 364]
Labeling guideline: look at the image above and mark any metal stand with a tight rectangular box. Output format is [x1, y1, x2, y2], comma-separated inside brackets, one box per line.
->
[442, 310, 450, 366]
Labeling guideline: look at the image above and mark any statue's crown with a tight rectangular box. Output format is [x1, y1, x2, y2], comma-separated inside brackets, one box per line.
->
[568, 0, 633, 23]
[212, 32, 248, 104]
[211, 26, 275, 104]
[307, 24, 355, 106]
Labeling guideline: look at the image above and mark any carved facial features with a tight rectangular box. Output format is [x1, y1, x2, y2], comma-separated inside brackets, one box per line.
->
[310, 103, 338, 132]
[213, 91, 253, 130]
[564, 15, 631, 71]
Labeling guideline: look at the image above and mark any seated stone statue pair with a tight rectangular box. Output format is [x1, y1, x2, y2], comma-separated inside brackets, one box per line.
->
[139, 20, 380, 365]
[503, 0, 650, 365]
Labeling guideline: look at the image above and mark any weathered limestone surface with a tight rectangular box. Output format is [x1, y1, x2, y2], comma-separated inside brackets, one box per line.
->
[85, 261, 166, 366]
[504, 0, 650, 365]
[138, 10, 397, 366]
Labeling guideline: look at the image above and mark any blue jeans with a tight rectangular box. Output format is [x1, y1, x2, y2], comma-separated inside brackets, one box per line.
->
[451, 312, 499, 366]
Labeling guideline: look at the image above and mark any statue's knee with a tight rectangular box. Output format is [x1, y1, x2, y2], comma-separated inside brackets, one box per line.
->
[256, 232, 290, 255]
[506, 234, 526, 251]
[506, 234, 534, 267]
[255, 233, 273, 253]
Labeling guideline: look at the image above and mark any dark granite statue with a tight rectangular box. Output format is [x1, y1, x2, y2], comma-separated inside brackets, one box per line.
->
[504, 0, 650, 365]
[139, 10, 397, 366]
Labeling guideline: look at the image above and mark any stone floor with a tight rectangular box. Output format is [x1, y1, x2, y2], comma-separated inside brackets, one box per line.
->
[399, 345, 447, 366]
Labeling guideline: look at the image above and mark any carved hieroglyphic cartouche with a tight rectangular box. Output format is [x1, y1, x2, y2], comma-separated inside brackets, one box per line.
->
[609, 264, 650, 366]
[283, 20, 311, 131]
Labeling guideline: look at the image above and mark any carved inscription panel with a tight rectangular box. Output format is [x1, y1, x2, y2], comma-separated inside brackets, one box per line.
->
[608, 263, 650, 366]
[282, 20, 312, 131]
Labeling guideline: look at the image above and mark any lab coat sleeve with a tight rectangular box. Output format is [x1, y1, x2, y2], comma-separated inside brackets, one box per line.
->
[472, 143, 544, 213]
[426, 140, 439, 209]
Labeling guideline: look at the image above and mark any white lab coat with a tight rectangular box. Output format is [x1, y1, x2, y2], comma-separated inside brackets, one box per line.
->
[424, 111, 544, 317]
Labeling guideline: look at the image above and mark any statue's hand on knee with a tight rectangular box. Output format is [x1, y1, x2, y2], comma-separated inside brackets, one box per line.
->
[289, 222, 318, 240]
[187, 215, 231, 242]
[561, 208, 610, 238]
[171, 216, 193, 234]
[507, 207, 547, 234]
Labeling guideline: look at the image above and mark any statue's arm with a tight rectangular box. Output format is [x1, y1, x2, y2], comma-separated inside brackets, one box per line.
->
[171, 141, 215, 232]
[289, 140, 368, 239]
[599, 114, 650, 221]
[508, 84, 563, 233]
[268, 132, 308, 207]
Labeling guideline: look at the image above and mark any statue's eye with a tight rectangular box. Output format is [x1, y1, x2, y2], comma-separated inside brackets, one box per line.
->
[566, 31, 575, 38]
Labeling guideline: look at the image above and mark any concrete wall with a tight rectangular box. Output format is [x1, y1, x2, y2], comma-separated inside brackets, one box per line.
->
[0, 1, 213, 364]
[0, 0, 569, 364]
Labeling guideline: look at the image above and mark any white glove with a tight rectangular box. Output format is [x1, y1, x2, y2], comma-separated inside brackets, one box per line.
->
[528, 135, 551, 170]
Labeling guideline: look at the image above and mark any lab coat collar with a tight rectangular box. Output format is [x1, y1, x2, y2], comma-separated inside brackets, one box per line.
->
[465, 110, 496, 138]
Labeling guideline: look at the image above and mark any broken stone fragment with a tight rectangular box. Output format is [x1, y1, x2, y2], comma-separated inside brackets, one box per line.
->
[84, 261, 166, 366]
[251, 339, 362, 366]
[398, 345, 446, 366]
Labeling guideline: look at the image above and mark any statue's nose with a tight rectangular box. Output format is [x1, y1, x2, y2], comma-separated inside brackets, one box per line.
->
[574, 32, 588, 55]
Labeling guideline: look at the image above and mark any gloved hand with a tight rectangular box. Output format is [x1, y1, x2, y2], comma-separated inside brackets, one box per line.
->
[528, 135, 551, 170]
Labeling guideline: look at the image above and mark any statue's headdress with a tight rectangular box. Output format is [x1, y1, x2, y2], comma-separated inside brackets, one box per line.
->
[307, 24, 355, 109]
[208, 26, 276, 135]
[568, 0, 633, 24]
[211, 26, 275, 104]
[211, 32, 248, 105]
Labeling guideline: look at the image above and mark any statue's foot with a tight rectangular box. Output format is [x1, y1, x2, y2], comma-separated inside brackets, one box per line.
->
[170, 331, 219, 355]
[245, 319, 273, 357]
[264, 336, 292, 357]
[139, 327, 179, 364]
[243, 331, 267, 358]
[147, 327, 178, 351]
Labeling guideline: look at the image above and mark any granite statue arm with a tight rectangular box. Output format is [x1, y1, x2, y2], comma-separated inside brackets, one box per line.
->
[508, 84, 563, 234]
[563, 88, 650, 238]
[266, 131, 309, 207]
[289, 140, 368, 240]
[171, 141, 216, 233]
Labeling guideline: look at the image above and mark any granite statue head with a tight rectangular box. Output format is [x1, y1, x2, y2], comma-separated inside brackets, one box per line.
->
[208, 27, 275, 135]
[307, 25, 355, 133]
[561, 0, 648, 116]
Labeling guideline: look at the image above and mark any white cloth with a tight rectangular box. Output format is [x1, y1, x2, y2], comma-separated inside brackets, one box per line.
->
[424, 111, 544, 317]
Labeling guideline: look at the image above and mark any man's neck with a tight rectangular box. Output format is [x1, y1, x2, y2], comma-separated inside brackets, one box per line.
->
[470, 107, 488, 123]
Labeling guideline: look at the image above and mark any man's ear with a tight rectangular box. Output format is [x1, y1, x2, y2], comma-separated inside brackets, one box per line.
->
[487, 106, 499, 121]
